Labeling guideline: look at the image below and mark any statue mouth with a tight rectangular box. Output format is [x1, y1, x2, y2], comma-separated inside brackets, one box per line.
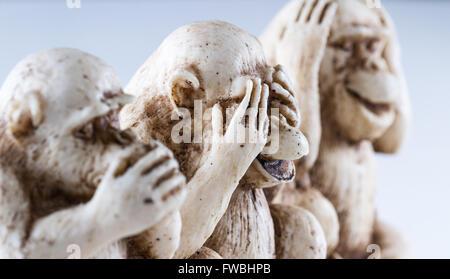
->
[346, 87, 392, 116]
[256, 155, 295, 182]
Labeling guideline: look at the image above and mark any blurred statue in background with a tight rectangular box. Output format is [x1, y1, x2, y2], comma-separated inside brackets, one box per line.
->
[261, 0, 340, 258]
[261, 0, 411, 258]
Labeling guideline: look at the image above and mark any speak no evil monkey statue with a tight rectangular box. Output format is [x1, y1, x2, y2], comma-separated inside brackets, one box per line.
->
[0, 49, 187, 258]
[261, 0, 411, 258]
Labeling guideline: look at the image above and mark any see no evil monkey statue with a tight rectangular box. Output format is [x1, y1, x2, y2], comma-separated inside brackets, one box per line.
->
[261, 0, 411, 258]
[120, 21, 317, 259]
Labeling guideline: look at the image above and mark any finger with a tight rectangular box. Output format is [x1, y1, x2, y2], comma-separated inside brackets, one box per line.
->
[263, 116, 269, 139]
[268, 114, 279, 136]
[265, 66, 275, 84]
[150, 162, 181, 190]
[259, 84, 269, 140]
[299, 0, 317, 23]
[320, 1, 337, 26]
[271, 82, 297, 107]
[280, 114, 289, 127]
[232, 79, 253, 124]
[142, 157, 179, 184]
[266, 114, 280, 145]
[158, 174, 186, 202]
[294, 0, 307, 22]
[250, 79, 262, 130]
[271, 101, 300, 127]
[260, 84, 269, 112]
[250, 79, 262, 109]
[106, 156, 127, 179]
[310, 0, 328, 24]
[211, 104, 224, 145]
[133, 145, 172, 175]
[273, 65, 295, 95]
[259, 114, 269, 145]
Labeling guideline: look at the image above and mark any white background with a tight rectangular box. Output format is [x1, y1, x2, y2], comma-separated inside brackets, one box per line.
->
[1, 0, 449, 258]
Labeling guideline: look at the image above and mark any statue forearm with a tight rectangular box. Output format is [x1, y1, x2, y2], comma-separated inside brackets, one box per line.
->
[23, 202, 111, 258]
[175, 152, 248, 258]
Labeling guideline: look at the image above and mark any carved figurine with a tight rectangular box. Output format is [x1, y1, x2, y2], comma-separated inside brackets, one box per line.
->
[0, 48, 186, 258]
[120, 21, 310, 258]
[261, 0, 341, 258]
[261, 0, 411, 258]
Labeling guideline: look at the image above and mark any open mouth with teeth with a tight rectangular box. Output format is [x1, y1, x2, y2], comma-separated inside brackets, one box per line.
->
[256, 155, 295, 182]
[346, 87, 392, 116]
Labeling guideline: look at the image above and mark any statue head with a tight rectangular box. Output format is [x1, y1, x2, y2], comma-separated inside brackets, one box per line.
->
[120, 21, 309, 187]
[0, 48, 158, 196]
[320, 0, 410, 152]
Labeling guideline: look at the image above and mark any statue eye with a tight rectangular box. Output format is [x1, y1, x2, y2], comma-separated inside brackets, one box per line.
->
[73, 109, 133, 144]
[330, 40, 354, 52]
[101, 109, 121, 131]
[340, 41, 354, 52]
[74, 122, 94, 140]
[112, 129, 135, 145]
[367, 38, 384, 53]
[94, 110, 134, 145]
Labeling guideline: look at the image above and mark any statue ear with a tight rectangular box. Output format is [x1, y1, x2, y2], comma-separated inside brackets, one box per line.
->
[167, 69, 200, 109]
[8, 91, 45, 138]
